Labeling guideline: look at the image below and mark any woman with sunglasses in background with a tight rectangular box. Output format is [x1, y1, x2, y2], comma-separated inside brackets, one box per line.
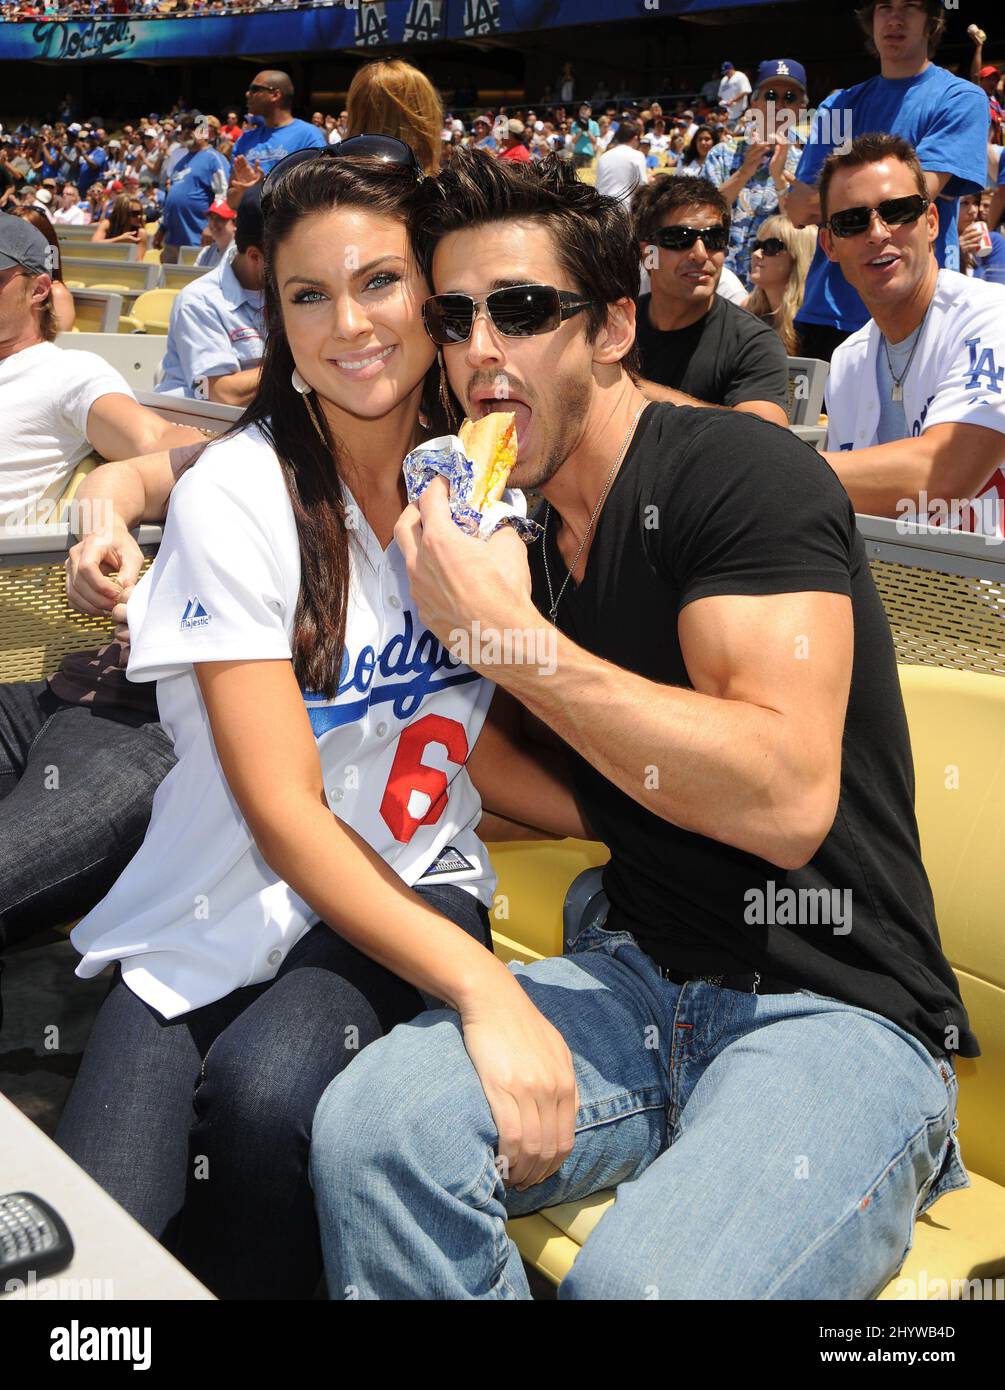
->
[742, 215, 818, 354]
[90, 191, 149, 254]
[56, 138, 584, 1300]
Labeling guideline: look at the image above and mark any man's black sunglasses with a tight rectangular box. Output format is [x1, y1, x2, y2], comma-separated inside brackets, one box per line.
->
[422, 284, 597, 346]
[260, 135, 423, 214]
[246, 83, 279, 95]
[825, 193, 930, 239]
[650, 224, 729, 253]
[753, 236, 787, 256]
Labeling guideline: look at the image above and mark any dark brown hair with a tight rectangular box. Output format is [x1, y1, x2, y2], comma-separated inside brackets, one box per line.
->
[235, 156, 444, 699]
[631, 173, 731, 242]
[818, 132, 928, 221]
[412, 149, 641, 375]
[855, 1, 946, 59]
[105, 193, 143, 239]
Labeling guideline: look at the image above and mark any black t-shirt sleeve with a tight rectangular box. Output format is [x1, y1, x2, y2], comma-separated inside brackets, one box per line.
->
[720, 312, 790, 411]
[646, 409, 855, 610]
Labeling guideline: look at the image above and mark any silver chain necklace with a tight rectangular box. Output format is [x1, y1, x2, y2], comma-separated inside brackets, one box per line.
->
[542, 403, 647, 625]
[882, 300, 932, 402]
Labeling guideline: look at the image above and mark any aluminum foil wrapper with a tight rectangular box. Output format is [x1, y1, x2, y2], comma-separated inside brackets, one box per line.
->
[403, 433, 542, 543]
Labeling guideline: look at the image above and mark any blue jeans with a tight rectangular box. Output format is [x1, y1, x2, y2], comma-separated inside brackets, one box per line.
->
[56, 883, 491, 1300]
[311, 921, 968, 1300]
[0, 681, 175, 953]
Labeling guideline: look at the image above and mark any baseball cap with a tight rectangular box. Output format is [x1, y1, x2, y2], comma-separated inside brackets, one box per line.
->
[208, 200, 236, 220]
[756, 59, 808, 93]
[0, 211, 51, 276]
[142, 128, 158, 139]
[68, 122, 82, 133]
[506, 119, 526, 136]
[473, 114, 491, 128]
[33, 188, 53, 207]
[979, 65, 999, 79]
[721, 61, 735, 73]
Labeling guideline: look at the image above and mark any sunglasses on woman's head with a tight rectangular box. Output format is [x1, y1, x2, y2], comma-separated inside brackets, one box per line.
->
[422, 284, 597, 346]
[753, 236, 787, 256]
[825, 193, 929, 239]
[260, 135, 423, 216]
[651, 224, 729, 253]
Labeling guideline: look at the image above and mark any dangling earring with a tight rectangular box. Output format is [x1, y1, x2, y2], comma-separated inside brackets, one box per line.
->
[438, 352, 457, 433]
[291, 367, 312, 395]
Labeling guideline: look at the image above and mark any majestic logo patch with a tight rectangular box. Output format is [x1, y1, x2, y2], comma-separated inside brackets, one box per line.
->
[422, 845, 476, 877]
[180, 597, 211, 631]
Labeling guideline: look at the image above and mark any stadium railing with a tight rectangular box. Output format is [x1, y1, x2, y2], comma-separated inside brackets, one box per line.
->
[56, 330, 166, 391]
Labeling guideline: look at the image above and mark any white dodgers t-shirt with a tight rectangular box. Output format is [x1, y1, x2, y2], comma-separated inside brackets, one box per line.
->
[0, 342, 135, 525]
[72, 425, 498, 1019]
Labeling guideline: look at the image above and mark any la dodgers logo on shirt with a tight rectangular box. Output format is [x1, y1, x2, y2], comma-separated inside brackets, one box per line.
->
[180, 597, 212, 631]
[303, 611, 479, 735]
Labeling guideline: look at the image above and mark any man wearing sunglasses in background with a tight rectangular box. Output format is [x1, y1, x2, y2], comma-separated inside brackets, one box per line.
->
[309, 149, 973, 1301]
[705, 59, 807, 290]
[819, 134, 1005, 538]
[631, 175, 789, 426]
[226, 70, 325, 212]
[786, 0, 986, 364]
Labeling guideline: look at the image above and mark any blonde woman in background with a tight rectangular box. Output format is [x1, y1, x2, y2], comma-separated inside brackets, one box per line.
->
[346, 58, 444, 175]
[742, 214, 816, 355]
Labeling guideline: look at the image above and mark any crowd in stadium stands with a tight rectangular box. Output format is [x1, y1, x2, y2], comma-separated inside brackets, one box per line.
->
[0, 1, 1004, 1304]
[0, 0, 349, 18]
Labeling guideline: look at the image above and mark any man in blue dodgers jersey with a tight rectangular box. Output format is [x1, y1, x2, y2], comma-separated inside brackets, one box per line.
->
[309, 149, 975, 1302]
[818, 135, 1005, 538]
[155, 115, 229, 264]
[226, 69, 325, 209]
[786, 0, 987, 362]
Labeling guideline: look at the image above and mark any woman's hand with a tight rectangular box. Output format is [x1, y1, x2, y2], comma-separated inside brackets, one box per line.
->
[459, 971, 579, 1191]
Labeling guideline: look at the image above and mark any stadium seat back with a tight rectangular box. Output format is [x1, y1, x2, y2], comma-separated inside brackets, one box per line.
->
[129, 288, 179, 335]
[57, 258, 161, 299]
[160, 263, 210, 292]
[57, 240, 139, 264]
[785, 355, 829, 426]
[69, 289, 123, 334]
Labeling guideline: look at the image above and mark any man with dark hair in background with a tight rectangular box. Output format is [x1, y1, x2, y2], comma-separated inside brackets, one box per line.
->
[632, 175, 789, 425]
[787, 0, 987, 362]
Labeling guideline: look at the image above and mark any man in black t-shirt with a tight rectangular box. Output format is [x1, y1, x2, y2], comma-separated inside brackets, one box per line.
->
[632, 174, 789, 424]
[311, 154, 973, 1300]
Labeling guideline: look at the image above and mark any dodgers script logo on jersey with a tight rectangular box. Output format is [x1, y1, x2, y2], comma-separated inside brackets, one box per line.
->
[302, 610, 480, 736]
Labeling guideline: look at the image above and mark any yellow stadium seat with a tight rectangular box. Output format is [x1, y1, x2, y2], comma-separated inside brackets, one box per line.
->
[129, 288, 179, 335]
[492, 661, 1005, 1298]
[142, 248, 162, 265]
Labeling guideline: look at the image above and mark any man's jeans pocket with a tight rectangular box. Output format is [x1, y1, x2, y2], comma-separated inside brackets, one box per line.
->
[917, 1058, 970, 1215]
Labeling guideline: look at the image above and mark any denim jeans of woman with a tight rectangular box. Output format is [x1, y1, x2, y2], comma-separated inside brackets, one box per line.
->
[56, 882, 491, 1299]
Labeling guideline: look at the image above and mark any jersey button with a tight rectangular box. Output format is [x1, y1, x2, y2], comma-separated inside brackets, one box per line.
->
[388, 595, 402, 610]
[330, 787, 344, 803]
[267, 949, 282, 967]
[376, 721, 388, 737]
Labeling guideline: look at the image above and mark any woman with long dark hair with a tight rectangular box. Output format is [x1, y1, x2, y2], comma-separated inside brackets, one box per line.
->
[56, 144, 580, 1300]
[90, 192, 148, 253]
[681, 125, 714, 177]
